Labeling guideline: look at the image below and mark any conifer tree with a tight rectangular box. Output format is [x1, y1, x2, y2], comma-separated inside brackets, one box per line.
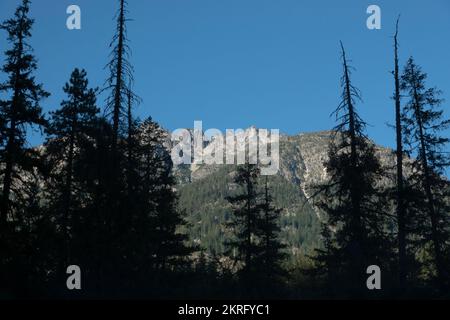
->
[0, 0, 49, 228]
[313, 43, 391, 296]
[105, 0, 138, 167]
[226, 164, 263, 281]
[77, 116, 115, 293]
[96, 0, 140, 289]
[400, 57, 450, 291]
[392, 17, 408, 290]
[0, 0, 49, 297]
[257, 176, 286, 284]
[135, 118, 191, 273]
[44, 68, 99, 266]
[226, 164, 286, 295]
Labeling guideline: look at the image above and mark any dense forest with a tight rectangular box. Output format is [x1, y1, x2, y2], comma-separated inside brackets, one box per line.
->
[0, 1, 449, 299]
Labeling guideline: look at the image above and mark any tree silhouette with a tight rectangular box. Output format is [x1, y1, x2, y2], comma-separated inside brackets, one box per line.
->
[400, 57, 450, 292]
[1, 0, 449, 300]
[312, 42, 392, 296]
[226, 164, 262, 282]
[44, 68, 99, 271]
[257, 176, 286, 287]
[93, 0, 141, 292]
[137, 118, 191, 272]
[105, 0, 138, 168]
[0, 0, 49, 297]
[0, 0, 49, 229]
[392, 17, 408, 291]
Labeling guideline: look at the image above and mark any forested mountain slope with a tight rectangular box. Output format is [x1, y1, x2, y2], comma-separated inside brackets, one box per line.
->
[174, 130, 401, 258]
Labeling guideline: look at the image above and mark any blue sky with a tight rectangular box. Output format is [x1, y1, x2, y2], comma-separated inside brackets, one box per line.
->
[0, 0, 449, 150]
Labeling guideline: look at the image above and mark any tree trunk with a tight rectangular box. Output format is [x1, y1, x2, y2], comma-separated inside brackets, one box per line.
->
[111, 0, 125, 166]
[393, 18, 407, 290]
[62, 115, 76, 265]
[411, 66, 446, 289]
[341, 42, 364, 286]
[245, 166, 252, 273]
[127, 85, 133, 196]
[0, 30, 24, 228]
[0, 120, 16, 227]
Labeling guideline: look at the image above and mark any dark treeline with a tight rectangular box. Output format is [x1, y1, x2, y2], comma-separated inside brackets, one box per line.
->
[311, 25, 450, 298]
[0, 2, 449, 299]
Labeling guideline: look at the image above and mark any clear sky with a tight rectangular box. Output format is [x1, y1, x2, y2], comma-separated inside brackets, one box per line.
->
[1, 0, 449, 150]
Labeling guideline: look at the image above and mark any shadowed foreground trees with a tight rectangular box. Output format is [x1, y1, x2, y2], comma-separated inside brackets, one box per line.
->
[0, 0, 449, 299]
[44, 68, 99, 271]
[311, 45, 450, 299]
[0, 0, 48, 228]
[0, 0, 192, 299]
[392, 17, 408, 291]
[226, 164, 286, 297]
[400, 57, 450, 292]
[0, 0, 50, 297]
[312, 43, 394, 298]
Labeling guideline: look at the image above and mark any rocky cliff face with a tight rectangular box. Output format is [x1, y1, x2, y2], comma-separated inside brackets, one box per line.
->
[175, 130, 400, 214]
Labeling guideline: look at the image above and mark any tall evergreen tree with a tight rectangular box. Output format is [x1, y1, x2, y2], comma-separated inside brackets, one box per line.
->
[105, 0, 137, 167]
[392, 17, 408, 290]
[400, 57, 450, 291]
[313, 42, 391, 296]
[226, 165, 286, 295]
[0, 0, 48, 228]
[44, 68, 99, 267]
[77, 116, 115, 294]
[94, 0, 140, 292]
[0, 0, 49, 297]
[134, 118, 191, 273]
[226, 164, 263, 283]
[257, 176, 286, 285]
